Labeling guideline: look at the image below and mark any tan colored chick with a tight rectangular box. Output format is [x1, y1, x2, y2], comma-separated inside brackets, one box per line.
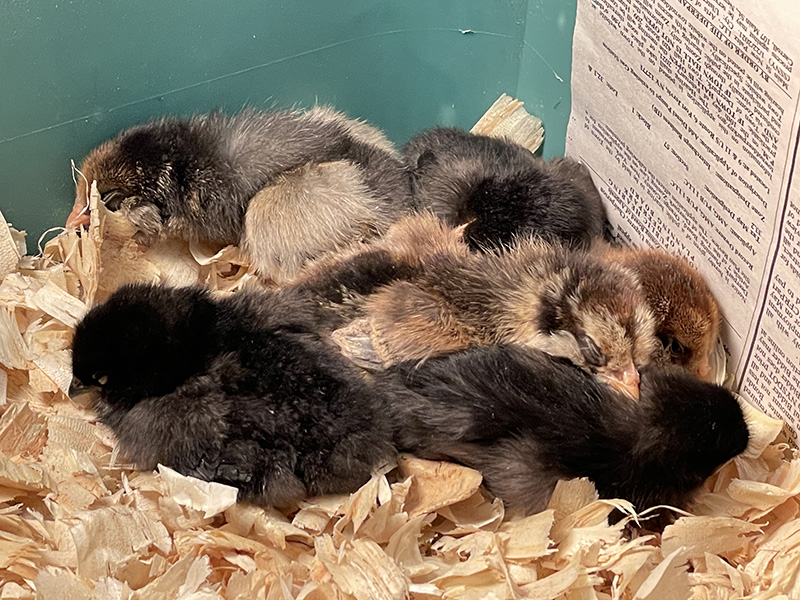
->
[366, 228, 658, 399]
[286, 212, 470, 323]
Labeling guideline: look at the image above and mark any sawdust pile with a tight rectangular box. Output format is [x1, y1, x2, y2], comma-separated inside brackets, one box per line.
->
[1, 125, 800, 598]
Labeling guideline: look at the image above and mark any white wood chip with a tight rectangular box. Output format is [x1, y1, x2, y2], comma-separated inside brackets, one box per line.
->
[158, 465, 239, 518]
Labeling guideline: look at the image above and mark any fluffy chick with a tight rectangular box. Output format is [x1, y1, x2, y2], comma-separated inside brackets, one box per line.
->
[368, 235, 657, 398]
[243, 160, 402, 284]
[403, 127, 608, 251]
[70, 283, 396, 507]
[68, 106, 412, 279]
[287, 212, 471, 322]
[381, 344, 749, 523]
[600, 246, 721, 381]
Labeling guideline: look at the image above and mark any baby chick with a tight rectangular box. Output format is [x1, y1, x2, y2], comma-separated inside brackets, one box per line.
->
[600, 246, 721, 381]
[403, 127, 608, 251]
[368, 234, 657, 399]
[287, 212, 470, 321]
[381, 344, 749, 523]
[68, 106, 412, 281]
[70, 283, 396, 507]
[243, 160, 403, 284]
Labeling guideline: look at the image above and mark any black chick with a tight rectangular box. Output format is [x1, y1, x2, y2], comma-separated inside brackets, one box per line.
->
[70, 283, 396, 507]
[68, 106, 412, 282]
[403, 127, 608, 251]
[381, 345, 749, 525]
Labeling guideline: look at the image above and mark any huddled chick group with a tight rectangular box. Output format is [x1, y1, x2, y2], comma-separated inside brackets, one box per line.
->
[69, 106, 747, 530]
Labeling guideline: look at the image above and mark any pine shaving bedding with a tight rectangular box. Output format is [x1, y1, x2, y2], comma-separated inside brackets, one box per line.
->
[0, 187, 798, 600]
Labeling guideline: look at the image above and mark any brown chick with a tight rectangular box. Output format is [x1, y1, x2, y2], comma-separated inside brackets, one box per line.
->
[367, 234, 658, 399]
[286, 212, 471, 324]
[599, 246, 721, 381]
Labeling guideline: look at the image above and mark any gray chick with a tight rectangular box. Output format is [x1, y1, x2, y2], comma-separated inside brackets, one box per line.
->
[68, 106, 412, 283]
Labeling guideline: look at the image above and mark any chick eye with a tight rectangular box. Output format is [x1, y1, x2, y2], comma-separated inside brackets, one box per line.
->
[416, 149, 438, 170]
[658, 335, 689, 357]
[577, 333, 608, 368]
[100, 189, 127, 211]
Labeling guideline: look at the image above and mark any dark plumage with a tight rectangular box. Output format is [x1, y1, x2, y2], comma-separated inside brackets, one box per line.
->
[68, 106, 412, 282]
[403, 127, 608, 251]
[284, 213, 655, 397]
[70, 284, 396, 507]
[381, 345, 749, 526]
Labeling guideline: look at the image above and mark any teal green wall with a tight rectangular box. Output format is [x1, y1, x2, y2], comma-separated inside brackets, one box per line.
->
[517, 1, 577, 158]
[0, 0, 576, 246]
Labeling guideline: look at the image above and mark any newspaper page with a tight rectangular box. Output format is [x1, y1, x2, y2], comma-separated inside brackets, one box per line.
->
[566, 0, 800, 436]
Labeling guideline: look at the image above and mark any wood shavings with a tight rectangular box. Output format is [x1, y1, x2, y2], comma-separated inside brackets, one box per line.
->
[498, 510, 554, 559]
[435, 492, 505, 535]
[470, 93, 545, 154]
[158, 465, 239, 519]
[0, 450, 55, 493]
[35, 568, 95, 600]
[738, 396, 785, 459]
[632, 547, 690, 600]
[314, 535, 409, 600]
[662, 516, 761, 561]
[0, 308, 29, 370]
[0, 402, 47, 459]
[428, 541, 515, 600]
[30, 280, 87, 328]
[189, 240, 253, 293]
[69, 504, 172, 579]
[0, 369, 7, 408]
[398, 455, 483, 518]
[0, 210, 22, 282]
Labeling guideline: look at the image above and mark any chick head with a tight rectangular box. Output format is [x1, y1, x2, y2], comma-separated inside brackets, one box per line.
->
[535, 261, 658, 400]
[71, 284, 215, 405]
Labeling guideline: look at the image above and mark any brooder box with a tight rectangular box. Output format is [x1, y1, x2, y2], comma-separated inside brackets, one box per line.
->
[1, 1, 800, 598]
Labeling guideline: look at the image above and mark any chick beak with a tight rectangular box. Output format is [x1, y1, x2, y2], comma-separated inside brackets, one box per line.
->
[66, 203, 91, 229]
[695, 359, 712, 382]
[601, 362, 640, 400]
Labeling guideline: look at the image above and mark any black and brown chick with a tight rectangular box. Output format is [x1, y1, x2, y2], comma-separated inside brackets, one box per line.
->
[286, 211, 471, 325]
[70, 283, 396, 507]
[403, 127, 608, 251]
[599, 246, 721, 381]
[68, 106, 412, 283]
[381, 344, 749, 526]
[366, 229, 657, 399]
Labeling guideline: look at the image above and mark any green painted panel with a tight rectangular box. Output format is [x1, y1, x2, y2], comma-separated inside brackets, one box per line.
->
[517, 0, 577, 158]
[0, 0, 577, 245]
